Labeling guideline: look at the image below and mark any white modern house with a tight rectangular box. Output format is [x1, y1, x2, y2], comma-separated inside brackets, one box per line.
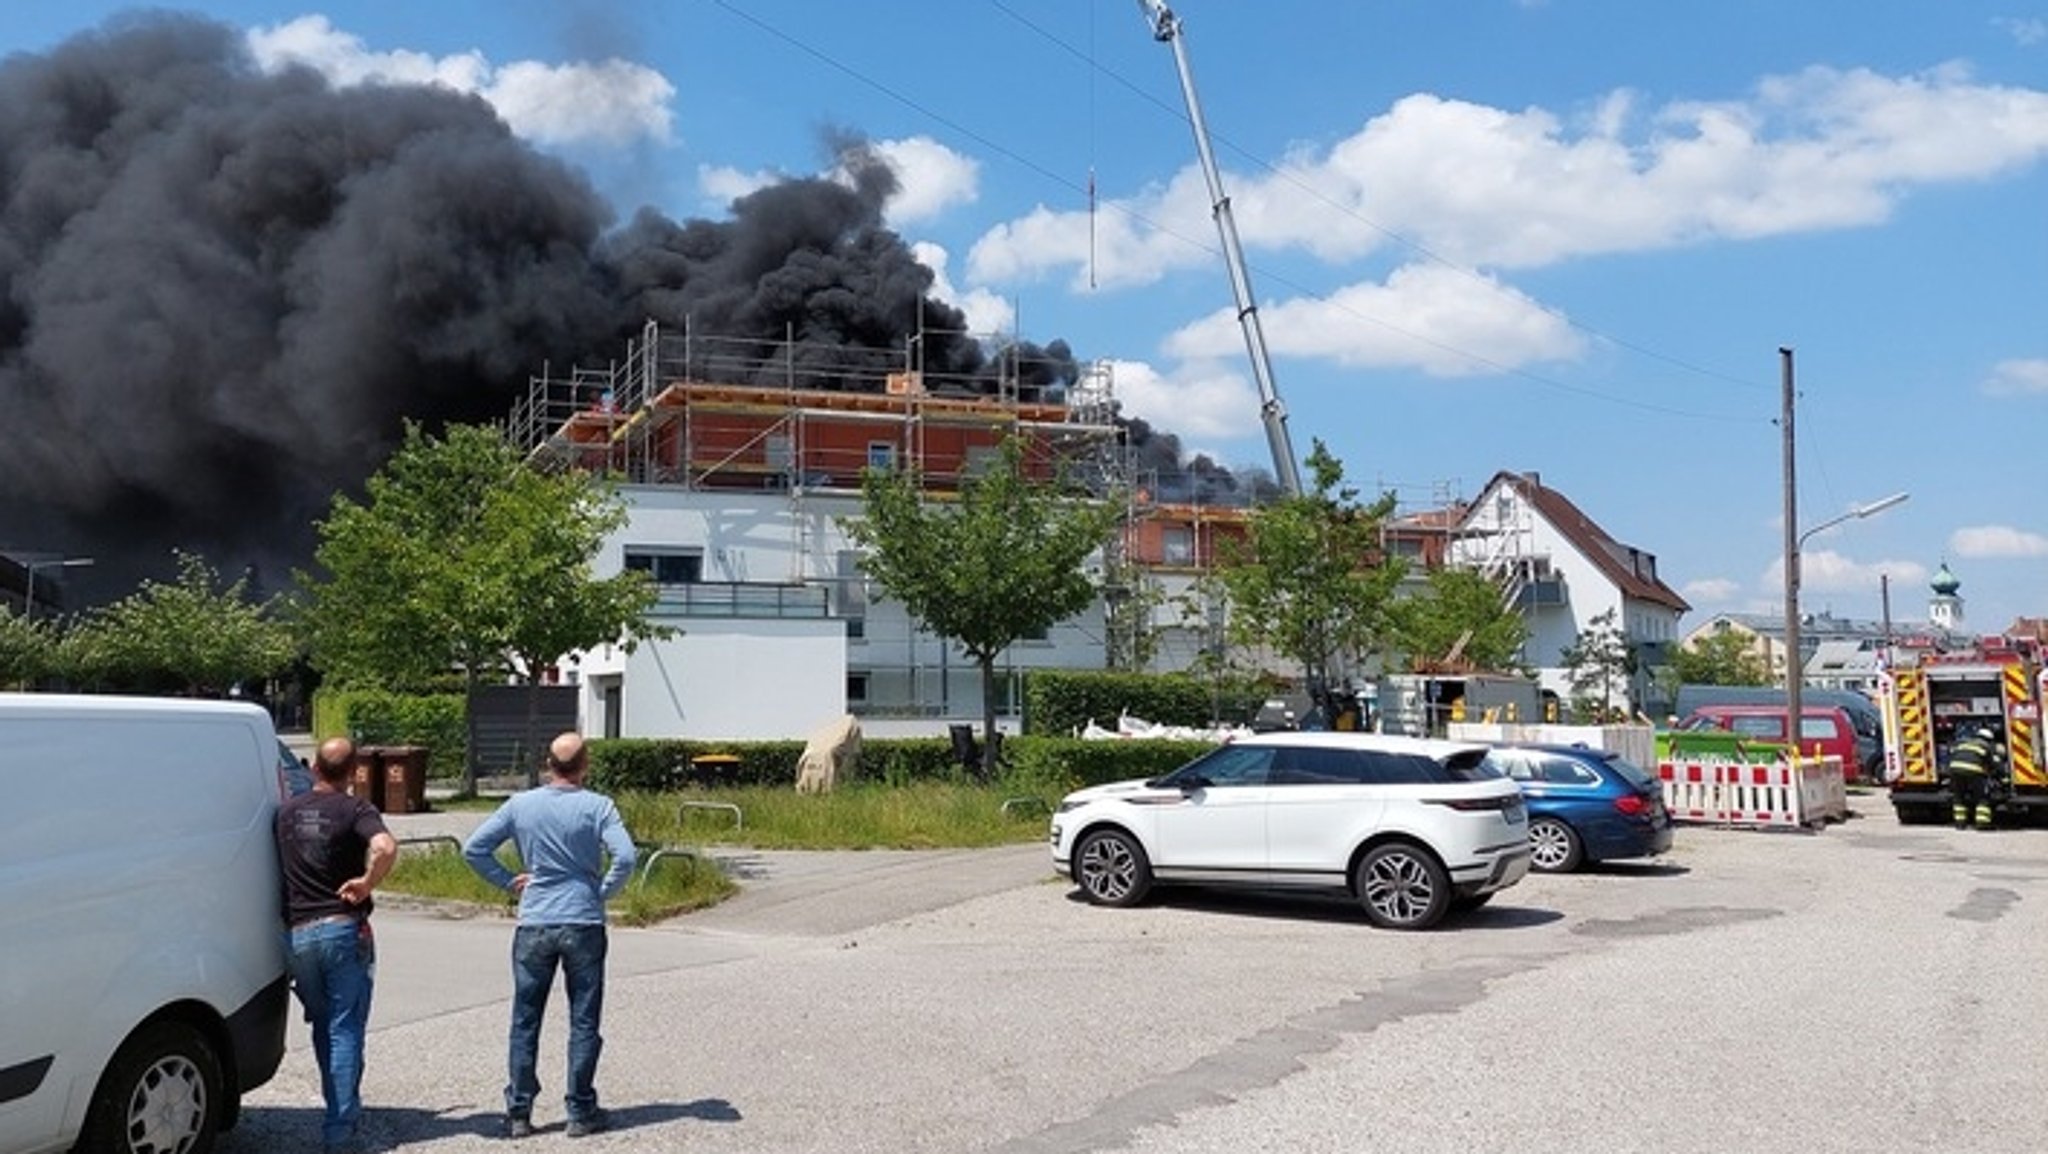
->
[1448, 471, 1691, 716]
[569, 485, 1112, 741]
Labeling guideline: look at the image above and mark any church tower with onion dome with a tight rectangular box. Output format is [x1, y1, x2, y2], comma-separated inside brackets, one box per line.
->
[1928, 562, 1964, 631]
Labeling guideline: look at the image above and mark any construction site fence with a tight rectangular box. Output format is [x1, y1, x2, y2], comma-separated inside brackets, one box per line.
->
[1654, 755, 1848, 829]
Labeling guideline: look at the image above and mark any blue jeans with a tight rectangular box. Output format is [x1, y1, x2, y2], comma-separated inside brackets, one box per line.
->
[285, 918, 375, 1146]
[507, 923, 608, 1123]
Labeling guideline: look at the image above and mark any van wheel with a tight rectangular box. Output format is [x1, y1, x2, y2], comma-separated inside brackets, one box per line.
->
[79, 1020, 223, 1154]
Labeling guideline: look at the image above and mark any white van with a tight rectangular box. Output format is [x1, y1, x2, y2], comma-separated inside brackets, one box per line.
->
[0, 694, 291, 1154]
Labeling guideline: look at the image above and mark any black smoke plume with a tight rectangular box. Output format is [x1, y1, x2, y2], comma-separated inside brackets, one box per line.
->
[0, 14, 1202, 605]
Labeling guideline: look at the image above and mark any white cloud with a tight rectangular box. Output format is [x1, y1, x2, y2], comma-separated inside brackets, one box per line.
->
[1984, 358, 2048, 395]
[970, 63, 2048, 281]
[1951, 525, 2048, 558]
[1105, 359, 1261, 441]
[1682, 577, 1742, 604]
[1996, 16, 2048, 46]
[698, 164, 781, 208]
[909, 242, 1013, 335]
[862, 137, 979, 225]
[247, 16, 675, 147]
[702, 137, 976, 225]
[1763, 552, 1927, 594]
[1162, 262, 1583, 376]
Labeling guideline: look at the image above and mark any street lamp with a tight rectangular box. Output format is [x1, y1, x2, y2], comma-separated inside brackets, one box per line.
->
[1785, 492, 1908, 750]
[22, 557, 94, 621]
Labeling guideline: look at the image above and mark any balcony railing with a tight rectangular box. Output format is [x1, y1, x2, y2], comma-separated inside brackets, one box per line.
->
[651, 582, 830, 618]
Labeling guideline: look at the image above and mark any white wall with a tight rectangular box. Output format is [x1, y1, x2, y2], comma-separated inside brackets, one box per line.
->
[594, 484, 1112, 731]
[581, 618, 847, 741]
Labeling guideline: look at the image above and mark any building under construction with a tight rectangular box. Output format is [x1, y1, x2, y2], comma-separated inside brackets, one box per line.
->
[506, 321, 1236, 739]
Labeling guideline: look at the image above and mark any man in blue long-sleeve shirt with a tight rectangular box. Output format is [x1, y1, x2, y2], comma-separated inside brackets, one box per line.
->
[463, 731, 636, 1139]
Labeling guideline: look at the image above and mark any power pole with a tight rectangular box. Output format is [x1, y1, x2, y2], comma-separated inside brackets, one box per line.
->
[1781, 347, 1803, 752]
[1881, 573, 1894, 670]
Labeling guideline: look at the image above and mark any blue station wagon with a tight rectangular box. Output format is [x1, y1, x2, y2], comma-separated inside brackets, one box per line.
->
[1482, 744, 1673, 872]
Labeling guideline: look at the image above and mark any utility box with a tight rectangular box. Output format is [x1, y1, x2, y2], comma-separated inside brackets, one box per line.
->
[378, 745, 429, 815]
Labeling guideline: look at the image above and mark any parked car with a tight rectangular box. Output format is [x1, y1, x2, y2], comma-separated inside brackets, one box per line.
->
[1483, 744, 1673, 872]
[277, 739, 315, 797]
[1678, 703, 1869, 781]
[1049, 732, 1531, 930]
[1672, 685, 1884, 780]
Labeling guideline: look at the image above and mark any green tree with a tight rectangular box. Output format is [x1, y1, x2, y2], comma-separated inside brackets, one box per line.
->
[1560, 608, 1635, 722]
[66, 551, 296, 695]
[842, 437, 1120, 775]
[1213, 440, 1404, 691]
[0, 606, 58, 689]
[1102, 558, 1165, 672]
[1387, 565, 1531, 673]
[299, 423, 663, 792]
[1672, 629, 1773, 686]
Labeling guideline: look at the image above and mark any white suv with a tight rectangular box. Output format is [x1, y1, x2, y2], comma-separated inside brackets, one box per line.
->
[1050, 732, 1530, 929]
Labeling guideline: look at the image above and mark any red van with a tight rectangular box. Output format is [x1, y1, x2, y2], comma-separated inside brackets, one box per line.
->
[1678, 704, 1869, 782]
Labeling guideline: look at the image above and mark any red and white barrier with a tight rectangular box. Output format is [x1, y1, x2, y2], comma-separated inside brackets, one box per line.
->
[1656, 756, 1847, 828]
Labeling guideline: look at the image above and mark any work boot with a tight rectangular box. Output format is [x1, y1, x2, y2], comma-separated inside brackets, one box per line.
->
[503, 1115, 533, 1140]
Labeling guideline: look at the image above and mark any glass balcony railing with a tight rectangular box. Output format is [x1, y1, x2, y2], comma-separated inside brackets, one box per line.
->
[651, 582, 831, 618]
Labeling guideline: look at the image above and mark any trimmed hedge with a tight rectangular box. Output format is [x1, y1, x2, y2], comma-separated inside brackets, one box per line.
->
[312, 688, 467, 779]
[586, 733, 1215, 796]
[1023, 669, 1277, 736]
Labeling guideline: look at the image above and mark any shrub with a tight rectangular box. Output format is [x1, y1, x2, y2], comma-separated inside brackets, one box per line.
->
[313, 687, 467, 778]
[586, 734, 1212, 795]
[1023, 669, 1277, 735]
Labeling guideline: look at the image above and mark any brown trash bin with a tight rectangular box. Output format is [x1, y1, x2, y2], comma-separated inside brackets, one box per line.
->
[349, 746, 385, 810]
[379, 745, 430, 815]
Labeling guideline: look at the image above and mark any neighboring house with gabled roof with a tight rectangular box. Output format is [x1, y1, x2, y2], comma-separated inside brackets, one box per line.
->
[1448, 470, 1690, 716]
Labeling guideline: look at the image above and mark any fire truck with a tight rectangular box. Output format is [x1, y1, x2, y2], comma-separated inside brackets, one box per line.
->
[1876, 636, 2046, 824]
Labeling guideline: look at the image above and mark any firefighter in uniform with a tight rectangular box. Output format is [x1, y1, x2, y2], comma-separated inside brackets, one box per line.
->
[1947, 726, 2000, 830]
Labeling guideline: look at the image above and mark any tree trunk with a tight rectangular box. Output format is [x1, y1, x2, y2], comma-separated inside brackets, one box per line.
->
[523, 670, 543, 789]
[980, 654, 999, 780]
[462, 664, 481, 799]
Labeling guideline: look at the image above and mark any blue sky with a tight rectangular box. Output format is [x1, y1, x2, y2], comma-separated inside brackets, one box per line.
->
[8, 1, 2047, 632]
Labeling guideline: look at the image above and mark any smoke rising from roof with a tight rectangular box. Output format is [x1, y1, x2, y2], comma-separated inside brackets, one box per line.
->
[0, 14, 1211, 601]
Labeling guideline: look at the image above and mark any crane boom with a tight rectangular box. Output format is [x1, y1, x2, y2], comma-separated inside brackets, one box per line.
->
[1137, 0, 1303, 496]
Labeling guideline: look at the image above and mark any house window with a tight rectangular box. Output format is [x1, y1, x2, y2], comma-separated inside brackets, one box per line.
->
[964, 445, 1002, 476]
[623, 549, 703, 584]
[1162, 527, 1193, 567]
[847, 672, 869, 704]
[837, 550, 867, 638]
[867, 442, 897, 471]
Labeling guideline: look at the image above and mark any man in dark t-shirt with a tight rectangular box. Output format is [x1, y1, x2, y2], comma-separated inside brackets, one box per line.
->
[277, 737, 397, 1153]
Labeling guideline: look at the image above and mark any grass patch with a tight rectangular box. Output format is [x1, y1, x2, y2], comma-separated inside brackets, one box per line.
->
[382, 842, 736, 927]
[385, 781, 1052, 924]
[617, 781, 1055, 850]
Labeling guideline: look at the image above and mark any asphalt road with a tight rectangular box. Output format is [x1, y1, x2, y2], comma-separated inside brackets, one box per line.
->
[224, 799, 2048, 1153]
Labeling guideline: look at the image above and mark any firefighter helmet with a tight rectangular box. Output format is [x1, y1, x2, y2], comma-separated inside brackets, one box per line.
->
[1977, 726, 1999, 743]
